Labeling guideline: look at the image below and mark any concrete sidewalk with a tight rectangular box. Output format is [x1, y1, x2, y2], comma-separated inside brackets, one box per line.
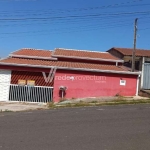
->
[0, 102, 47, 112]
[58, 96, 150, 104]
[0, 96, 149, 112]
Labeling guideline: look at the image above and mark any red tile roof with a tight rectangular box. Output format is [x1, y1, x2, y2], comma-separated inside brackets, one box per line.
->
[10, 48, 53, 59]
[53, 48, 123, 62]
[109, 47, 150, 57]
[0, 57, 138, 74]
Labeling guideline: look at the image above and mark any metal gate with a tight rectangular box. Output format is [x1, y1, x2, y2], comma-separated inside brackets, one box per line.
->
[143, 63, 150, 89]
[9, 84, 53, 103]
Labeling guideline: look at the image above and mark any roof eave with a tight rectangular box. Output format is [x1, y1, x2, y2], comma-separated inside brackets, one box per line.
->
[52, 55, 124, 63]
[9, 54, 57, 61]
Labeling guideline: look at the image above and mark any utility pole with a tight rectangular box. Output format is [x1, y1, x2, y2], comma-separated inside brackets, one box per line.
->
[132, 18, 138, 72]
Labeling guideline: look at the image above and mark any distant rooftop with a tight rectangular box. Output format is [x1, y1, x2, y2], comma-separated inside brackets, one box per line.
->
[108, 47, 150, 57]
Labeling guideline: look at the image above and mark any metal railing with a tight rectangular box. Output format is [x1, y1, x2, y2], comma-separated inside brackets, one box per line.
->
[9, 84, 53, 103]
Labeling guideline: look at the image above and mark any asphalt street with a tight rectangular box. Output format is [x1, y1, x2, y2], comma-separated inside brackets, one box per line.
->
[0, 104, 150, 150]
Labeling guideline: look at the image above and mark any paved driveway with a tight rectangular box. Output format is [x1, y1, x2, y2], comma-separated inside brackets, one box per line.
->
[0, 104, 150, 150]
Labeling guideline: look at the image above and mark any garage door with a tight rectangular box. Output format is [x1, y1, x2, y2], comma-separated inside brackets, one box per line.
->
[0, 70, 11, 101]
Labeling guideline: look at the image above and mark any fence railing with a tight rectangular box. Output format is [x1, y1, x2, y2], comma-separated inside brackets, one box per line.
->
[143, 63, 150, 89]
[9, 84, 53, 103]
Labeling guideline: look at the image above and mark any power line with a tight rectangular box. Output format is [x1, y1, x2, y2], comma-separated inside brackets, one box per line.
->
[0, 16, 138, 33]
[0, 10, 150, 21]
[139, 27, 150, 30]
[0, 13, 144, 26]
[0, 13, 146, 24]
[1, 5, 150, 17]
[0, 1, 149, 39]
[0, 22, 132, 36]
[0, 0, 144, 14]
[0, 11, 149, 34]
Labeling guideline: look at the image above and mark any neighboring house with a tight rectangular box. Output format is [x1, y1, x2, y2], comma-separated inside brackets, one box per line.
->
[108, 47, 150, 89]
[0, 48, 140, 103]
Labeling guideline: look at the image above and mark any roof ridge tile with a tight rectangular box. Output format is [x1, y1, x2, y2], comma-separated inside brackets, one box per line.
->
[55, 48, 107, 53]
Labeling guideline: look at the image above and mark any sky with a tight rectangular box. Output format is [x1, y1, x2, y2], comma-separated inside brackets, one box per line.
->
[0, 0, 150, 57]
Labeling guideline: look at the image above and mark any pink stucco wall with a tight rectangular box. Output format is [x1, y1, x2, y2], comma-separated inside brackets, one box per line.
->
[53, 70, 138, 102]
[0, 65, 138, 102]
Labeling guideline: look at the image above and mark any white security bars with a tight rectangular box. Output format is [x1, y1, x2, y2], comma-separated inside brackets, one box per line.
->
[9, 84, 53, 103]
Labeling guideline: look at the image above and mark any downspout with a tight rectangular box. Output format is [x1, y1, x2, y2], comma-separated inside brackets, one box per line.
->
[62, 90, 64, 99]
[136, 74, 140, 96]
[141, 57, 145, 89]
[116, 62, 118, 66]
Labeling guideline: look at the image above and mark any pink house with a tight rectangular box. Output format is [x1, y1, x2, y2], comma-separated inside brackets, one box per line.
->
[0, 48, 140, 103]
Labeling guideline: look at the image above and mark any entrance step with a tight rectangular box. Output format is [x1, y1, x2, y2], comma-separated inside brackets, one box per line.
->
[139, 90, 150, 98]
